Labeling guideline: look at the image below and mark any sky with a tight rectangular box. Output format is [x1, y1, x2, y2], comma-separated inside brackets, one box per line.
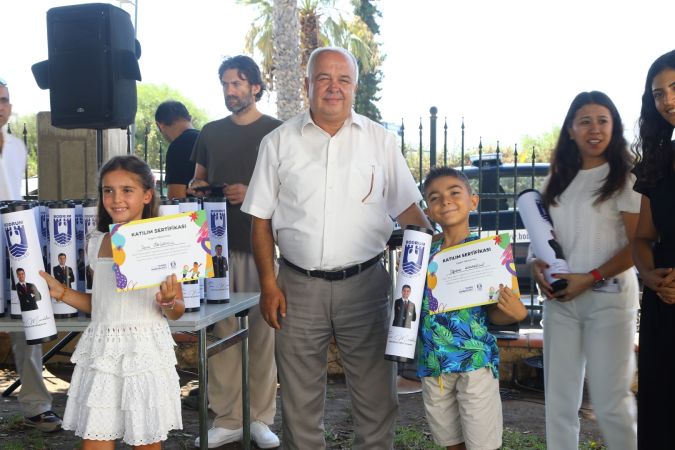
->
[3, 0, 673, 156]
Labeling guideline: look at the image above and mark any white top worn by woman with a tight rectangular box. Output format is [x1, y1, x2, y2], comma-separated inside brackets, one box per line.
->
[62, 230, 182, 445]
[548, 162, 641, 309]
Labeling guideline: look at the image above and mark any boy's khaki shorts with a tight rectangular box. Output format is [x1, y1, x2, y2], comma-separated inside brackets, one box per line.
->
[421, 367, 503, 449]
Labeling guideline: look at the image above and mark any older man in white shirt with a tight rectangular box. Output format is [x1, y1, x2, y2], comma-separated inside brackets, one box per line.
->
[242, 47, 431, 450]
[0, 78, 62, 432]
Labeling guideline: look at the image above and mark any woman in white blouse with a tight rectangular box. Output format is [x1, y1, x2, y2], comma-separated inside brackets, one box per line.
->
[531, 91, 640, 450]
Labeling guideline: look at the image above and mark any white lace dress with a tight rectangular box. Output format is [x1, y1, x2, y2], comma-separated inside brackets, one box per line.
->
[62, 231, 182, 445]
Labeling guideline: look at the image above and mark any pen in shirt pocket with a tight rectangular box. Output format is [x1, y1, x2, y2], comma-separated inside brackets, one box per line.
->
[362, 165, 375, 203]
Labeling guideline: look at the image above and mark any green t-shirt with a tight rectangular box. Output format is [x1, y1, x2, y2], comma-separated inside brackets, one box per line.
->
[191, 114, 282, 253]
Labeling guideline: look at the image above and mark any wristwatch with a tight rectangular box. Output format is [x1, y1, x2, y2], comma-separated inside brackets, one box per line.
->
[590, 268, 605, 288]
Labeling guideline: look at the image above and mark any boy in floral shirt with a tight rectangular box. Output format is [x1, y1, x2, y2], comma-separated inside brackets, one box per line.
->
[418, 167, 527, 450]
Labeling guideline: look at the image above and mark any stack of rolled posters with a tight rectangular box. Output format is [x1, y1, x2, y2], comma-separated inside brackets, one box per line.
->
[177, 198, 201, 312]
[516, 189, 570, 292]
[1, 202, 58, 344]
[384, 225, 434, 363]
[83, 199, 97, 294]
[203, 197, 229, 303]
[49, 201, 79, 317]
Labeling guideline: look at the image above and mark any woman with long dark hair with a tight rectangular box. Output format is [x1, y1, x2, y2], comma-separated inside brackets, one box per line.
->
[531, 91, 640, 449]
[631, 49, 675, 448]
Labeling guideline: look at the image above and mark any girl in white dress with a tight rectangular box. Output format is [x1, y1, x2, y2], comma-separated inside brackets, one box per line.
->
[40, 155, 185, 449]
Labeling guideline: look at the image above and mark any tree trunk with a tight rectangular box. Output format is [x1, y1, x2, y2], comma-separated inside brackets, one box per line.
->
[299, 8, 320, 108]
[273, 0, 304, 120]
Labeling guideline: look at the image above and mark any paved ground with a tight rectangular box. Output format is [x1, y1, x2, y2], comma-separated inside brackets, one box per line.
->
[0, 363, 605, 449]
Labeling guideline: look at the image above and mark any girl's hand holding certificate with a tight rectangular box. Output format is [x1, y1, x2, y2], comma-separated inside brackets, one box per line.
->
[155, 274, 184, 319]
[155, 274, 178, 309]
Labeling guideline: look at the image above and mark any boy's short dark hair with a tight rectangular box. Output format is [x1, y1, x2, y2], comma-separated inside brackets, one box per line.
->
[155, 100, 191, 126]
[423, 167, 472, 195]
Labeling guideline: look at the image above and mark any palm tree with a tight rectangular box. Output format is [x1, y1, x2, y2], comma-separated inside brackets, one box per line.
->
[273, 0, 303, 119]
[240, 0, 380, 115]
[241, 0, 275, 89]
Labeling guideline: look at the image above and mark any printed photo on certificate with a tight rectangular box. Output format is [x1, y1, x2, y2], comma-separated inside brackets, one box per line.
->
[427, 233, 519, 314]
[109, 210, 213, 292]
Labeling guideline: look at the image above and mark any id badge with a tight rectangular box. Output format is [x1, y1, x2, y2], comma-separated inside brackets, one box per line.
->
[592, 278, 621, 293]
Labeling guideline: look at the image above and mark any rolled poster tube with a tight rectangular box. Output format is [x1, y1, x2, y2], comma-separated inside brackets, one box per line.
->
[0, 202, 7, 317]
[74, 200, 85, 291]
[516, 189, 570, 292]
[203, 197, 229, 303]
[159, 198, 180, 217]
[178, 198, 201, 312]
[83, 199, 98, 294]
[385, 225, 434, 363]
[49, 201, 79, 318]
[1, 202, 58, 344]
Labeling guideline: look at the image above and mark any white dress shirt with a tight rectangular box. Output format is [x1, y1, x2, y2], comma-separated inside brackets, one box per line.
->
[0, 130, 27, 201]
[242, 110, 422, 270]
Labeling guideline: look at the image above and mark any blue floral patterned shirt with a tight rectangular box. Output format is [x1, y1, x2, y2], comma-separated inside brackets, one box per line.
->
[416, 237, 500, 378]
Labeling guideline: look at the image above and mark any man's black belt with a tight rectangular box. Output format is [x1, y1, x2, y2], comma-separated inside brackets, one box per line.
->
[282, 254, 381, 281]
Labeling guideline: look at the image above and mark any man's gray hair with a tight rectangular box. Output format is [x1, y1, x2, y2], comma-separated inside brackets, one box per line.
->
[306, 47, 359, 84]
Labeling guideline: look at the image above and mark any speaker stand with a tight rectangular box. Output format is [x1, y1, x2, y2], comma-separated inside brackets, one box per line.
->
[96, 129, 104, 170]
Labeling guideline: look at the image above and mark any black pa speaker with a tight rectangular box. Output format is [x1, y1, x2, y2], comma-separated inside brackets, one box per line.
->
[32, 3, 141, 130]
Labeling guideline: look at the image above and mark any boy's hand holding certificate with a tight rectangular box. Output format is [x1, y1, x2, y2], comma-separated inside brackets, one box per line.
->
[427, 233, 519, 314]
[109, 211, 213, 292]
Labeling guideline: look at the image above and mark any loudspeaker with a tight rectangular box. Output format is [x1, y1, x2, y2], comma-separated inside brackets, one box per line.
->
[32, 3, 141, 130]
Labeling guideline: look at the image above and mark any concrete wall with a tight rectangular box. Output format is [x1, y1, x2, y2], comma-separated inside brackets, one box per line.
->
[36, 112, 128, 201]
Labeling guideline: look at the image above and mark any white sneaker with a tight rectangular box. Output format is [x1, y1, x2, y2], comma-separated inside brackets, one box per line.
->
[194, 426, 243, 448]
[250, 421, 280, 449]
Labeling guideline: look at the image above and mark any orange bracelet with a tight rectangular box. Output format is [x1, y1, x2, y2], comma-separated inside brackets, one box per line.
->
[56, 287, 68, 302]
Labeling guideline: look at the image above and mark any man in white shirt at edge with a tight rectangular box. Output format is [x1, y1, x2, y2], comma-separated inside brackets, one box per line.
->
[0, 78, 62, 432]
[241, 47, 431, 450]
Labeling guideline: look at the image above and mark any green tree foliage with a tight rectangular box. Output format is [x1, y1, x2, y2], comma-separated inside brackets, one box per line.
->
[133, 83, 211, 170]
[241, 0, 275, 90]
[352, 0, 383, 122]
[519, 125, 561, 163]
[7, 115, 38, 177]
